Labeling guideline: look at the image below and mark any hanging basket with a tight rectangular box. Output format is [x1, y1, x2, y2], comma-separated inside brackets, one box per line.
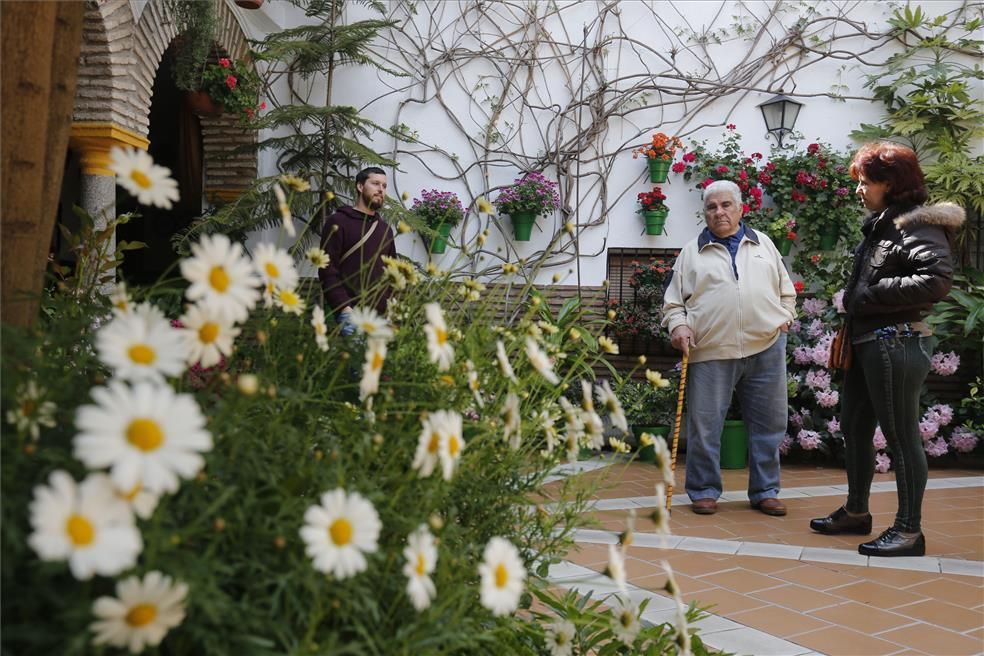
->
[778, 238, 793, 256]
[235, 0, 265, 8]
[642, 209, 668, 236]
[648, 158, 671, 183]
[509, 211, 537, 241]
[184, 90, 223, 117]
[819, 228, 839, 250]
[427, 223, 452, 255]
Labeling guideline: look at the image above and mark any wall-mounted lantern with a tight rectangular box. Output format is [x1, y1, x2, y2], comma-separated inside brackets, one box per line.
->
[757, 94, 803, 147]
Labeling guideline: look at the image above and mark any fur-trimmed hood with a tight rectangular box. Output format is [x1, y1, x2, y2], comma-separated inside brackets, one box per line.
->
[894, 202, 966, 233]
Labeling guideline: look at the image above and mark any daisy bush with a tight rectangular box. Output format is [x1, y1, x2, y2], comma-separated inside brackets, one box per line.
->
[2, 148, 712, 653]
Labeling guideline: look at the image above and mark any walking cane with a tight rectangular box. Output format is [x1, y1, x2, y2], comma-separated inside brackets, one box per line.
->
[665, 351, 689, 512]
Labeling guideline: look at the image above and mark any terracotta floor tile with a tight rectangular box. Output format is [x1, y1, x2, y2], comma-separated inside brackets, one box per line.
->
[671, 524, 742, 539]
[634, 571, 719, 595]
[810, 600, 912, 634]
[696, 567, 785, 594]
[729, 603, 834, 638]
[728, 555, 803, 575]
[792, 624, 906, 655]
[879, 622, 984, 655]
[682, 585, 769, 615]
[751, 584, 845, 612]
[829, 580, 929, 609]
[564, 542, 610, 567]
[621, 555, 673, 580]
[905, 577, 984, 608]
[930, 520, 984, 538]
[772, 564, 863, 591]
[890, 599, 984, 633]
[829, 565, 941, 588]
[657, 552, 740, 577]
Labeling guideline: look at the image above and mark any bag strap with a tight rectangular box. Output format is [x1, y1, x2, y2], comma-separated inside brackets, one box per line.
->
[339, 219, 378, 264]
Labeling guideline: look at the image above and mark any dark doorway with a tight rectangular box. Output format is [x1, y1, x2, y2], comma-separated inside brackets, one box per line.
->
[118, 43, 204, 284]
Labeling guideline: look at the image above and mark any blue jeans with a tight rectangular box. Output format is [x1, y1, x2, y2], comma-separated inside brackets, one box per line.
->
[841, 336, 930, 532]
[685, 335, 787, 503]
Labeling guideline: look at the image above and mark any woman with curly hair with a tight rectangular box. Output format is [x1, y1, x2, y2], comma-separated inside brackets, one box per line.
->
[809, 142, 964, 557]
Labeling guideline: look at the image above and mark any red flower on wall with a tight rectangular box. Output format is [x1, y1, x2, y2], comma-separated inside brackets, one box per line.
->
[226, 75, 238, 90]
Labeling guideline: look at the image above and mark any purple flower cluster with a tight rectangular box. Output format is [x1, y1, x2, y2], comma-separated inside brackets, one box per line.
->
[925, 437, 949, 457]
[798, 430, 822, 450]
[930, 351, 960, 376]
[801, 298, 828, 317]
[872, 426, 887, 449]
[805, 369, 831, 390]
[493, 172, 561, 217]
[875, 452, 891, 473]
[411, 189, 465, 229]
[949, 426, 979, 453]
[832, 289, 845, 313]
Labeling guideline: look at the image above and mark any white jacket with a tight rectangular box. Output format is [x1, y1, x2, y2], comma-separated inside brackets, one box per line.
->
[661, 227, 796, 363]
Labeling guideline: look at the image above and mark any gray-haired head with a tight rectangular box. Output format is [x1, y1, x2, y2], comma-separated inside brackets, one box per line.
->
[702, 180, 743, 209]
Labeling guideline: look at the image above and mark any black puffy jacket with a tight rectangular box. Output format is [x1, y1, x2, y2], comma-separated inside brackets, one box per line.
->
[844, 202, 965, 336]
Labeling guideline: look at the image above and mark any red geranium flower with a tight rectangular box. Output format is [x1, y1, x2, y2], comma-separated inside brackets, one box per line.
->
[741, 203, 750, 214]
[672, 161, 686, 173]
[716, 165, 730, 174]
[807, 143, 820, 154]
[219, 58, 231, 68]
[726, 124, 737, 130]
[683, 152, 697, 163]
[226, 75, 237, 90]
[794, 281, 805, 294]
[786, 231, 797, 240]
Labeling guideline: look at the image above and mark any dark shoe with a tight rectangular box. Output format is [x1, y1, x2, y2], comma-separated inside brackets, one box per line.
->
[751, 498, 787, 516]
[810, 507, 873, 535]
[859, 527, 926, 557]
[691, 498, 718, 515]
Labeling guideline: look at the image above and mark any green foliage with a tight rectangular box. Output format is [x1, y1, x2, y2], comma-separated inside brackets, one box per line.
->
[676, 126, 766, 219]
[616, 374, 678, 428]
[166, 0, 219, 92]
[925, 268, 984, 375]
[200, 58, 264, 121]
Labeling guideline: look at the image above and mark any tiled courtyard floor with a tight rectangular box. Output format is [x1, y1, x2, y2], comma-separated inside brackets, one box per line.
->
[549, 457, 984, 655]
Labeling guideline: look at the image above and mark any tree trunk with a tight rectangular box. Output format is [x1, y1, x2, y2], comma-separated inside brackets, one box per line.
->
[1, 2, 85, 327]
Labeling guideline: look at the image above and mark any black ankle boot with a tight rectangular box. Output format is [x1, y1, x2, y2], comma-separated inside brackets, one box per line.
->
[858, 527, 926, 557]
[809, 507, 872, 535]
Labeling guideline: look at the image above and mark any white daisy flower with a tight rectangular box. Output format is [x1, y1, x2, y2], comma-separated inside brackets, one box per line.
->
[609, 437, 630, 453]
[478, 537, 526, 617]
[651, 434, 673, 485]
[274, 287, 306, 315]
[598, 336, 619, 355]
[28, 471, 142, 580]
[465, 359, 484, 408]
[115, 481, 161, 521]
[402, 525, 438, 611]
[5, 380, 56, 440]
[646, 369, 671, 388]
[580, 380, 594, 412]
[525, 336, 559, 385]
[280, 174, 311, 192]
[537, 408, 559, 454]
[596, 380, 628, 432]
[544, 619, 576, 656]
[90, 570, 188, 653]
[413, 413, 442, 478]
[109, 282, 133, 316]
[605, 543, 627, 593]
[424, 303, 455, 372]
[299, 488, 381, 579]
[496, 340, 517, 383]
[581, 409, 604, 450]
[178, 303, 239, 368]
[434, 409, 465, 481]
[253, 242, 299, 293]
[311, 306, 329, 351]
[109, 147, 179, 209]
[180, 233, 261, 323]
[347, 306, 394, 341]
[74, 381, 212, 495]
[272, 183, 296, 237]
[360, 338, 387, 401]
[650, 483, 671, 535]
[610, 596, 641, 645]
[96, 303, 188, 382]
[305, 247, 329, 269]
[502, 392, 521, 450]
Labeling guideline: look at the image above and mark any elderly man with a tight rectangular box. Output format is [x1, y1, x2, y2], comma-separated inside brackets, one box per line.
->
[662, 180, 796, 516]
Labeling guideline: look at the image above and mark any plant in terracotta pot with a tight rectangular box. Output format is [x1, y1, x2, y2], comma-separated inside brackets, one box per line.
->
[410, 189, 464, 255]
[493, 172, 560, 241]
[632, 132, 683, 183]
[636, 186, 669, 236]
[195, 57, 266, 124]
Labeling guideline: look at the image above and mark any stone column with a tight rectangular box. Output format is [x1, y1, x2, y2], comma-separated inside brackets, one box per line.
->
[68, 122, 149, 290]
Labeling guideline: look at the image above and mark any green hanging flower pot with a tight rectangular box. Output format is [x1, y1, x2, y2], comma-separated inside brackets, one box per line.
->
[778, 238, 793, 256]
[819, 228, 839, 250]
[642, 209, 668, 236]
[427, 223, 452, 255]
[648, 158, 671, 183]
[510, 211, 537, 241]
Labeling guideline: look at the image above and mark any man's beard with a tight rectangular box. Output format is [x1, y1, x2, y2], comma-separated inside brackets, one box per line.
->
[362, 191, 384, 210]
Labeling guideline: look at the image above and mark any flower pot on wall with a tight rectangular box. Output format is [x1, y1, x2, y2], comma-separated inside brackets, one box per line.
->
[720, 419, 748, 469]
[427, 223, 452, 255]
[778, 238, 793, 256]
[648, 158, 671, 183]
[235, 0, 265, 8]
[509, 211, 537, 241]
[185, 90, 222, 117]
[819, 229, 838, 250]
[643, 209, 668, 236]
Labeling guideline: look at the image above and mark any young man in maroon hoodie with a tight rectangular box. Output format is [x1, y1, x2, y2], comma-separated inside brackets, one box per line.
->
[318, 167, 397, 334]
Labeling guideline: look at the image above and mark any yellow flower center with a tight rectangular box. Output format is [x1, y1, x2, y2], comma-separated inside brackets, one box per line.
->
[125, 603, 158, 627]
[436, 328, 448, 345]
[127, 344, 156, 365]
[329, 518, 353, 546]
[279, 290, 300, 307]
[21, 399, 36, 416]
[265, 262, 280, 279]
[123, 483, 142, 501]
[620, 610, 633, 627]
[198, 322, 220, 344]
[66, 514, 95, 546]
[130, 170, 152, 190]
[126, 418, 164, 452]
[447, 434, 461, 457]
[209, 266, 230, 292]
[371, 352, 384, 371]
[427, 431, 440, 454]
[494, 563, 509, 588]
[415, 553, 427, 576]
[363, 323, 376, 334]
